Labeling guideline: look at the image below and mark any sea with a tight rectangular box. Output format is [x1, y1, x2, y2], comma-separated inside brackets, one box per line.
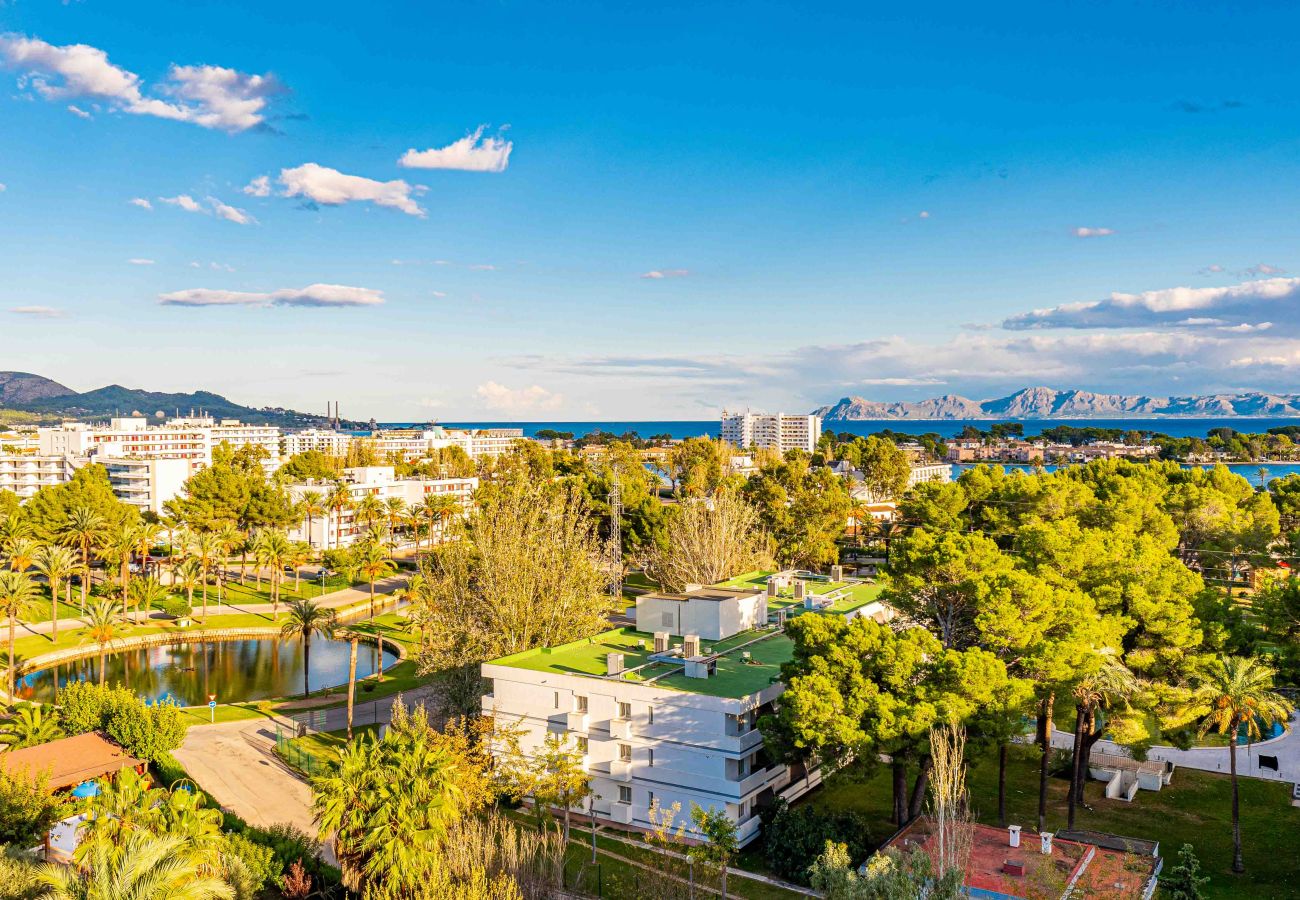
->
[381, 417, 1300, 481]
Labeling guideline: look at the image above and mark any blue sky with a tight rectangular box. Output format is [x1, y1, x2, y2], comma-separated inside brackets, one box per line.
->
[3, 0, 1300, 420]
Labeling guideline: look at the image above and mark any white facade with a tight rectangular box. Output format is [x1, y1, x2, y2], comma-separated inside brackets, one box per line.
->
[100, 456, 192, 514]
[285, 465, 477, 549]
[446, 428, 525, 459]
[720, 412, 822, 455]
[0, 454, 82, 500]
[283, 429, 358, 457]
[482, 584, 825, 848]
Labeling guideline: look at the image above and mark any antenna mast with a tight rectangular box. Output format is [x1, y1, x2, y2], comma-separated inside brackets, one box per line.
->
[606, 477, 623, 600]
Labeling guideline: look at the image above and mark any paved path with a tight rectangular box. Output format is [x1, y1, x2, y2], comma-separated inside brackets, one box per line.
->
[18, 573, 410, 640]
[1051, 709, 1300, 786]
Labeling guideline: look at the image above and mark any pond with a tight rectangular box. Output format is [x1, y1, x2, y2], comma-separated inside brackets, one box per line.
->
[16, 636, 401, 706]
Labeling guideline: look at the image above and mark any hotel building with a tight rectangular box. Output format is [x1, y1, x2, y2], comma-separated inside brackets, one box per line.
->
[720, 412, 822, 455]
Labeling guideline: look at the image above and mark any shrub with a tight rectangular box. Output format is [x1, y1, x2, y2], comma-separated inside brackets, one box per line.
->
[56, 681, 188, 762]
[243, 823, 342, 893]
[0, 769, 68, 848]
[760, 800, 873, 885]
[163, 597, 192, 619]
[221, 831, 279, 899]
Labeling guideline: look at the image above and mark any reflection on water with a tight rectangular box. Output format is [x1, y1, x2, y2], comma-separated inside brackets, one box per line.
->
[18, 636, 399, 706]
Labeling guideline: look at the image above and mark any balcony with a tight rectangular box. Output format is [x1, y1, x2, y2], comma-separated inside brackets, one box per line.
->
[609, 803, 633, 825]
[609, 718, 632, 739]
[566, 711, 589, 732]
[609, 759, 633, 782]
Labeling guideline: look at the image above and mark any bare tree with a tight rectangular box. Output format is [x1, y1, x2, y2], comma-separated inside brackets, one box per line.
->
[644, 490, 772, 592]
[927, 722, 974, 886]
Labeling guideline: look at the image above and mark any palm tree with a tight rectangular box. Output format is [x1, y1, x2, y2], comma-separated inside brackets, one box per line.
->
[33, 545, 76, 642]
[286, 541, 312, 593]
[104, 522, 140, 608]
[257, 531, 293, 615]
[174, 559, 203, 619]
[344, 631, 359, 739]
[280, 598, 337, 698]
[1067, 657, 1141, 829]
[82, 600, 123, 687]
[849, 499, 870, 546]
[0, 704, 63, 748]
[384, 497, 407, 552]
[134, 522, 163, 580]
[213, 523, 244, 609]
[0, 514, 32, 556]
[417, 495, 460, 550]
[876, 520, 903, 566]
[128, 577, 170, 622]
[0, 570, 39, 697]
[354, 540, 396, 618]
[1187, 656, 1295, 874]
[189, 531, 222, 620]
[5, 537, 39, 574]
[40, 830, 235, 900]
[60, 506, 106, 614]
[326, 483, 354, 551]
[353, 495, 386, 542]
[298, 490, 326, 551]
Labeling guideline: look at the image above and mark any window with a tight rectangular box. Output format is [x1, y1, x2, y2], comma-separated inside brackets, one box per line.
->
[576, 736, 589, 753]
[648, 708, 654, 725]
[648, 791, 655, 809]
[575, 695, 588, 713]
[619, 743, 632, 762]
[648, 749, 654, 767]
[618, 701, 632, 719]
[553, 691, 560, 709]
[618, 786, 632, 805]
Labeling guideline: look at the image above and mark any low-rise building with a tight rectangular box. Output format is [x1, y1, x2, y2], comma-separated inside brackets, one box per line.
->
[482, 569, 893, 846]
[285, 465, 477, 548]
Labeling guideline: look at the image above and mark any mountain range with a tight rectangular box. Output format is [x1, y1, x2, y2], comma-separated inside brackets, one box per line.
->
[0, 372, 349, 427]
[814, 387, 1300, 420]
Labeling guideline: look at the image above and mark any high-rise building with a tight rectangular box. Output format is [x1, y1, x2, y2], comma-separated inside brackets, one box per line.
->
[719, 412, 822, 454]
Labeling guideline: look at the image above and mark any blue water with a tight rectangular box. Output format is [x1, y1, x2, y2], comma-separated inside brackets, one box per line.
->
[387, 418, 1300, 441]
[956, 462, 1300, 482]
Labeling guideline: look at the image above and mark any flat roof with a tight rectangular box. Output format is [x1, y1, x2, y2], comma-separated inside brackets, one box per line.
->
[488, 626, 791, 700]
[0, 732, 143, 792]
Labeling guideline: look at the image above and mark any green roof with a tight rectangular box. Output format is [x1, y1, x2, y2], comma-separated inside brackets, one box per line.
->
[487, 572, 885, 699]
[488, 626, 791, 700]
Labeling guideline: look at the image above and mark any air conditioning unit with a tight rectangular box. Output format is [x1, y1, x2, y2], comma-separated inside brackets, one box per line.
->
[653, 631, 669, 653]
[683, 634, 701, 658]
[607, 653, 625, 676]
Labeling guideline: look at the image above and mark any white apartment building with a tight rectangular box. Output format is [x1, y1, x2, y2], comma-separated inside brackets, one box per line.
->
[100, 456, 192, 515]
[447, 428, 526, 459]
[285, 465, 477, 548]
[282, 429, 357, 457]
[0, 455, 82, 500]
[0, 432, 40, 453]
[720, 412, 822, 455]
[482, 573, 893, 847]
[39, 418, 211, 473]
[167, 416, 281, 461]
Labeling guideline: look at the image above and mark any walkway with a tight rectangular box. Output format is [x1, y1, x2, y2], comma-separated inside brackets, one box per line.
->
[1050, 710, 1300, 786]
[18, 573, 410, 639]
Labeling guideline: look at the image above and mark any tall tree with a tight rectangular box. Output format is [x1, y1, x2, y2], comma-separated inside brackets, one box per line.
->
[0, 571, 38, 697]
[1182, 656, 1294, 874]
[82, 600, 123, 686]
[280, 598, 337, 698]
[32, 545, 75, 641]
[60, 505, 106, 612]
[644, 489, 771, 592]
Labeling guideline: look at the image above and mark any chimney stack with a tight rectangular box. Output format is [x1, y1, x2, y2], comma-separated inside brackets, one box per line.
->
[1008, 825, 1021, 848]
[1040, 833, 1053, 855]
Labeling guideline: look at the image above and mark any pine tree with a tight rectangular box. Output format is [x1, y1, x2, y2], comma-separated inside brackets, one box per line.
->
[1163, 843, 1210, 900]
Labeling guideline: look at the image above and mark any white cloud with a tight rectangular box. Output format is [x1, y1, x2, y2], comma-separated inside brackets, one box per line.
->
[242, 175, 271, 197]
[475, 381, 564, 413]
[1073, 227, 1114, 238]
[468, 264, 496, 271]
[159, 194, 203, 213]
[431, 291, 447, 298]
[209, 197, 255, 225]
[129, 197, 152, 210]
[159, 283, 384, 308]
[67, 104, 90, 119]
[860, 377, 946, 386]
[0, 34, 278, 132]
[9, 305, 63, 318]
[1003, 276, 1300, 333]
[278, 163, 424, 217]
[127, 258, 154, 265]
[189, 261, 202, 268]
[1241, 263, 1285, 277]
[640, 269, 690, 279]
[399, 126, 512, 172]
[0, 183, 6, 192]
[918, 211, 930, 219]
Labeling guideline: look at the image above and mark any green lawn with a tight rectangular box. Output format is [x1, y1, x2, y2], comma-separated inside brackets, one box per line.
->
[179, 701, 277, 726]
[806, 744, 1300, 899]
[219, 573, 354, 606]
[277, 723, 383, 774]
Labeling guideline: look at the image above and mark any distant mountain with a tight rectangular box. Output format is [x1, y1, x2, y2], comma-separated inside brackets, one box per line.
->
[0, 372, 74, 405]
[814, 387, 1300, 420]
[0, 372, 350, 427]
